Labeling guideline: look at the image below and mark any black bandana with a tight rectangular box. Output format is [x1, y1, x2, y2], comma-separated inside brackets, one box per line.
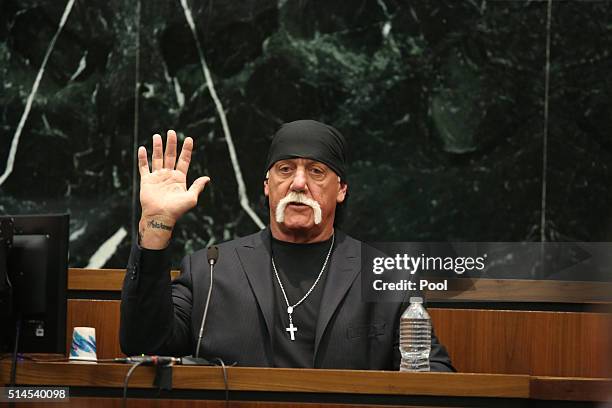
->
[265, 120, 347, 180]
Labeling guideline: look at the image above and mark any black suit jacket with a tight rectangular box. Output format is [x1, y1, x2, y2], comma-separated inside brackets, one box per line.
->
[120, 229, 455, 371]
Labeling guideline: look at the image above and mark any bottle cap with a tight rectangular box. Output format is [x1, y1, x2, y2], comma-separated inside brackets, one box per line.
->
[409, 297, 423, 304]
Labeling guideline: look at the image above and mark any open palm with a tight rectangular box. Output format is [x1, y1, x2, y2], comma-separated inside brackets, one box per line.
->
[139, 130, 209, 223]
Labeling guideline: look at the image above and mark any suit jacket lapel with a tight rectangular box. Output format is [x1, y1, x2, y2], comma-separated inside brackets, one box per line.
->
[235, 229, 275, 348]
[314, 231, 361, 359]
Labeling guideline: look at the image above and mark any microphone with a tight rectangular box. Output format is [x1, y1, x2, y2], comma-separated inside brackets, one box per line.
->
[193, 246, 219, 362]
[207, 246, 219, 266]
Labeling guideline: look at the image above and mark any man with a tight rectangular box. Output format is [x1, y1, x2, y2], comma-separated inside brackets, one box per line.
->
[120, 120, 454, 370]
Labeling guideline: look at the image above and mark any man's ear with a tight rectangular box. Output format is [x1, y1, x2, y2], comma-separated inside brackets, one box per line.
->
[337, 182, 347, 203]
[264, 178, 269, 197]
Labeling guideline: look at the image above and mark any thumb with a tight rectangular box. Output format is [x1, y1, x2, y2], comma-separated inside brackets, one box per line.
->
[188, 176, 210, 198]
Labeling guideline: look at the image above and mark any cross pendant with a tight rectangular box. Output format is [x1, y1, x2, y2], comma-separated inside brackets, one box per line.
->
[286, 322, 298, 341]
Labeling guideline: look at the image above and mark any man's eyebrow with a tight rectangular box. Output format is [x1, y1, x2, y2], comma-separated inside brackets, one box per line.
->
[308, 162, 329, 170]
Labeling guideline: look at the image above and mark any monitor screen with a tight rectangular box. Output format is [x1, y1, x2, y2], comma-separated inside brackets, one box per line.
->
[0, 214, 69, 354]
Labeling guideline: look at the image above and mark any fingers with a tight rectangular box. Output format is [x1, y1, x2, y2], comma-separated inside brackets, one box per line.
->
[188, 176, 210, 198]
[176, 137, 194, 175]
[151, 130, 193, 173]
[152, 134, 163, 171]
[164, 130, 178, 169]
[138, 146, 150, 176]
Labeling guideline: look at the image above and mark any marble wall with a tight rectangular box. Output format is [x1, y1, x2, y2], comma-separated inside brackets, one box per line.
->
[1, 0, 611, 275]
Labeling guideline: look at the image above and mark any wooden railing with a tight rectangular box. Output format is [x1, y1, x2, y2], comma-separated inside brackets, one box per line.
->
[68, 268, 612, 303]
[1, 361, 611, 404]
[65, 268, 612, 378]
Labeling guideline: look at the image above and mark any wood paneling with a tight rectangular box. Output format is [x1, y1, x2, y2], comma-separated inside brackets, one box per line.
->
[529, 312, 612, 377]
[429, 309, 532, 375]
[69, 269, 129, 291]
[68, 268, 612, 303]
[69, 268, 179, 291]
[429, 309, 612, 377]
[530, 376, 612, 402]
[66, 299, 123, 358]
[423, 277, 612, 303]
[65, 299, 612, 378]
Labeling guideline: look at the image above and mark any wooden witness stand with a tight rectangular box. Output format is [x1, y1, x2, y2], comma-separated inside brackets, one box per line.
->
[1, 268, 611, 406]
[1, 360, 611, 406]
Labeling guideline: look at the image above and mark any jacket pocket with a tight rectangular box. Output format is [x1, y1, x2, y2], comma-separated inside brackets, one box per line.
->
[347, 322, 386, 340]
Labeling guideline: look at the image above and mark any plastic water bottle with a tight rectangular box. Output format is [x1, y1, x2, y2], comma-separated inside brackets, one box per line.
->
[399, 297, 431, 372]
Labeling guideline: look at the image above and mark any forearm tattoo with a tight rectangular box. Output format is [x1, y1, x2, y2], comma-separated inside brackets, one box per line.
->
[146, 220, 173, 231]
[138, 219, 173, 246]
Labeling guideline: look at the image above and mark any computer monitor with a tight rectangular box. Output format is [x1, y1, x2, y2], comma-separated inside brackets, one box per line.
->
[0, 214, 69, 354]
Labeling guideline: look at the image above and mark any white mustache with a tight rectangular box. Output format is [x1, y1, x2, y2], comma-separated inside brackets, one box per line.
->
[275, 192, 322, 225]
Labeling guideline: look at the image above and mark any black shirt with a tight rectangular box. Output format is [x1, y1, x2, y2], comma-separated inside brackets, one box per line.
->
[270, 235, 334, 368]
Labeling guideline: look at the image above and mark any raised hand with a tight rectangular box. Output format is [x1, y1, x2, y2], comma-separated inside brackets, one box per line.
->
[138, 130, 210, 249]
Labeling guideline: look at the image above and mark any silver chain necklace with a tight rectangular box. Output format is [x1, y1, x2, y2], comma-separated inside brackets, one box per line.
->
[271, 233, 335, 341]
